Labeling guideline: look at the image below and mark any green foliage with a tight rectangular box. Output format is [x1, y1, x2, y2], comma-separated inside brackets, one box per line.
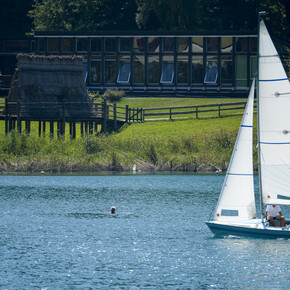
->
[102, 89, 125, 103]
[28, 0, 137, 31]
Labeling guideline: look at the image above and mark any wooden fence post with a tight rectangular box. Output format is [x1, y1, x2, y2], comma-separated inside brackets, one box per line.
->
[218, 104, 221, 117]
[113, 102, 117, 130]
[102, 98, 107, 133]
[125, 105, 129, 122]
[196, 106, 199, 119]
[169, 108, 172, 120]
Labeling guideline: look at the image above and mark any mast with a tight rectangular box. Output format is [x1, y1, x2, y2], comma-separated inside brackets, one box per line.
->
[257, 11, 266, 221]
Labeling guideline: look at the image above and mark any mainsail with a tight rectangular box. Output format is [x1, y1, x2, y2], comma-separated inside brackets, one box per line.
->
[213, 80, 256, 221]
[258, 20, 290, 205]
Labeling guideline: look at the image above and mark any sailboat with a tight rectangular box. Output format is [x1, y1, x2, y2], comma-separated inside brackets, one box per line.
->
[206, 15, 290, 238]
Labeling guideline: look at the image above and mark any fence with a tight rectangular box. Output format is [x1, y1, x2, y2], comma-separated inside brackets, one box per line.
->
[0, 99, 256, 136]
[142, 101, 256, 121]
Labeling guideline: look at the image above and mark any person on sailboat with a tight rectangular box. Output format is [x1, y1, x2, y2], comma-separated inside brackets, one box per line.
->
[265, 205, 285, 227]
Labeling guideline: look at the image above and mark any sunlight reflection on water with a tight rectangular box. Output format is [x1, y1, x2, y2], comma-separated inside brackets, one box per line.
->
[0, 174, 289, 288]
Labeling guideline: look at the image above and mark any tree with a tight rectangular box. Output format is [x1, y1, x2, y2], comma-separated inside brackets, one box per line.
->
[29, 0, 137, 31]
[136, 0, 203, 30]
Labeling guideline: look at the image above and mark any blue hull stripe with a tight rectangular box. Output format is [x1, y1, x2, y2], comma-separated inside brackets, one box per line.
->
[260, 142, 290, 145]
[241, 125, 253, 128]
[227, 173, 253, 176]
[259, 78, 288, 82]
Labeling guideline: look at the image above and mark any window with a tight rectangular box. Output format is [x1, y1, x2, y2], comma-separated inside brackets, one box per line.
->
[204, 61, 218, 84]
[90, 57, 102, 83]
[206, 38, 218, 52]
[177, 38, 189, 53]
[134, 56, 145, 84]
[221, 55, 232, 84]
[62, 38, 74, 52]
[117, 56, 131, 83]
[250, 56, 257, 79]
[105, 56, 117, 83]
[250, 37, 257, 52]
[163, 38, 175, 52]
[236, 55, 247, 87]
[161, 56, 174, 83]
[91, 38, 102, 52]
[134, 37, 145, 52]
[148, 37, 160, 53]
[221, 37, 233, 53]
[48, 38, 59, 52]
[192, 37, 203, 53]
[192, 56, 204, 84]
[177, 55, 189, 83]
[38, 38, 46, 52]
[105, 38, 116, 52]
[236, 37, 248, 52]
[148, 55, 160, 84]
[77, 38, 88, 52]
[82, 61, 88, 83]
[120, 38, 131, 52]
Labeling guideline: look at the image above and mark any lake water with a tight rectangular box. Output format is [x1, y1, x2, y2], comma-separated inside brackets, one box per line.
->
[0, 174, 289, 289]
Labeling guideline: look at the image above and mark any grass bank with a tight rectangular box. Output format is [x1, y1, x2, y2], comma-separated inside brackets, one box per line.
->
[0, 114, 258, 173]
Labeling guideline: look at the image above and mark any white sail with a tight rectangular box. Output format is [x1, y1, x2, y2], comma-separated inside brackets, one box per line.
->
[213, 80, 256, 221]
[258, 20, 290, 205]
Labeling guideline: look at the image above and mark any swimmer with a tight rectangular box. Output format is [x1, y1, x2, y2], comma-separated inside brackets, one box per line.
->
[110, 206, 116, 214]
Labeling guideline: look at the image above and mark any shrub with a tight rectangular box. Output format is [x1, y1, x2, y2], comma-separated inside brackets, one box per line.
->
[102, 89, 125, 103]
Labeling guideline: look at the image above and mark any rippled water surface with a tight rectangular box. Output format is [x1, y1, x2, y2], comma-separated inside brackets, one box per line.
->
[0, 174, 289, 289]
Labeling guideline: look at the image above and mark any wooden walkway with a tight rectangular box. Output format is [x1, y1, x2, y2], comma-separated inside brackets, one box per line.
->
[0, 99, 254, 137]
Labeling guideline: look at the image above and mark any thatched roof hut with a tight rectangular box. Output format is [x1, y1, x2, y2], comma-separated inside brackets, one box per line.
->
[7, 54, 93, 120]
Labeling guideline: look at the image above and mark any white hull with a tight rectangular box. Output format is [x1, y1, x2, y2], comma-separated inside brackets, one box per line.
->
[206, 220, 290, 238]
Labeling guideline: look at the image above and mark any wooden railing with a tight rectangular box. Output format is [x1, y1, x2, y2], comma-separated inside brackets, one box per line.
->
[142, 101, 256, 121]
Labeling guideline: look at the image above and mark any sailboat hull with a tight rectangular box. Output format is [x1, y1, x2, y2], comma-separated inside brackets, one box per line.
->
[206, 221, 290, 238]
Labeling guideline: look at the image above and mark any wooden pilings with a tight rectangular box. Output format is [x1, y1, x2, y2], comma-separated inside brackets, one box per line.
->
[3, 99, 130, 137]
